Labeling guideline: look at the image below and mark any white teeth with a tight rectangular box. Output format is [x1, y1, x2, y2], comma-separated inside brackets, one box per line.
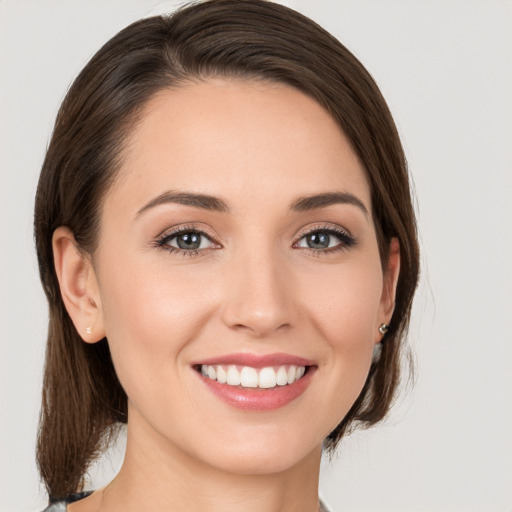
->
[287, 365, 296, 384]
[259, 367, 277, 388]
[216, 365, 227, 384]
[227, 365, 241, 386]
[200, 364, 307, 389]
[240, 366, 259, 388]
[276, 366, 288, 386]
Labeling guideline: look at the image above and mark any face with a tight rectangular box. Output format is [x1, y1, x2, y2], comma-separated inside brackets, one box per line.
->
[87, 79, 398, 475]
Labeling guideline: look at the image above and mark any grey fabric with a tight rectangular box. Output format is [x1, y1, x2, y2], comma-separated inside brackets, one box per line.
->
[319, 498, 331, 512]
[41, 492, 93, 512]
[41, 503, 66, 512]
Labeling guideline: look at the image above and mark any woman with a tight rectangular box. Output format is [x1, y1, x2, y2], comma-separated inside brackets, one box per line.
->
[34, 1, 419, 510]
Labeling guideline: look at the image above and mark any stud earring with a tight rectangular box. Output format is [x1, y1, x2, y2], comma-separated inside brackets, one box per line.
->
[378, 323, 389, 335]
[86, 326, 92, 335]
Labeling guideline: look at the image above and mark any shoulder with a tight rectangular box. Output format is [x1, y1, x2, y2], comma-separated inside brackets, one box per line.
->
[40, 491, 94, 512]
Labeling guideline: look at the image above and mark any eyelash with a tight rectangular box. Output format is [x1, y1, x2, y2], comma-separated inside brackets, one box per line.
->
[154, 224, 357, 258]
[154, 225, 218, 258]
[293, 225, 357, 256]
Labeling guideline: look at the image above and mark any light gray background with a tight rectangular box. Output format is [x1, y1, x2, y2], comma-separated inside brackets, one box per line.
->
[1, 1, 511, 511]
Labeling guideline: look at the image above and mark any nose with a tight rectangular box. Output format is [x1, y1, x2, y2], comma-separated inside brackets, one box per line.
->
[220, 245, 296, 338]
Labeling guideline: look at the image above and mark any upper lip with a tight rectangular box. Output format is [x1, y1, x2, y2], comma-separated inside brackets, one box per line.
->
[191, 352, 316, 368]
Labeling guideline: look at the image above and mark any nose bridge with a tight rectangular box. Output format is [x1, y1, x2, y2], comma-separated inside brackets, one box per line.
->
[221, 235, 295, 337]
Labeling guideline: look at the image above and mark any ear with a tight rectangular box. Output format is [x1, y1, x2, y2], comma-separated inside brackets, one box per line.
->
[375, 237, 401, 343]
[52, 226, 105, 343]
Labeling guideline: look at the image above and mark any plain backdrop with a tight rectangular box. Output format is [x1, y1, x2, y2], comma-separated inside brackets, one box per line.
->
[1, 1, 511, 511]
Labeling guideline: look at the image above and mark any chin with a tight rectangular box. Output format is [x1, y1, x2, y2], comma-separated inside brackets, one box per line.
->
[184, 424, 324, 476]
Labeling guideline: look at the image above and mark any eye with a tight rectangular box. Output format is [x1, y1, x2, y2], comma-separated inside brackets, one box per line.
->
[294, 226, 356, 253]
[168, 231, 210, 250]
[298, 231, 337, 250]
[156, 227, 219, 255]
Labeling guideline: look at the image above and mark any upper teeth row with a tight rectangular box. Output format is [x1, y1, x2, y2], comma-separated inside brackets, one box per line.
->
[201, 364, 306, 389]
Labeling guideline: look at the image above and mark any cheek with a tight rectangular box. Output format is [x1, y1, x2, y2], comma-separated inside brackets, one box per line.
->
[97, 257, 216, 392]
[302, 257, 383, 351]
[298, 257, 383, 426]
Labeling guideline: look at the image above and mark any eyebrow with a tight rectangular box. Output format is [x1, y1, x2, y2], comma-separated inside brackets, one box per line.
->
[136, 190, 368, 217]
[136, 191, 230, 216]
[290, 192, 368, 216]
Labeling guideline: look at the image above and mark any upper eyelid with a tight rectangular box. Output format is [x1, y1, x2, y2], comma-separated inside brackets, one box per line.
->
[294, 223, 353, 240]
[156, 224, 219, 243]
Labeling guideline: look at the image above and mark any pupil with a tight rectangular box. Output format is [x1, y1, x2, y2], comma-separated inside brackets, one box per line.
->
[177, 233, 201, 250]
[307, 232, 329, 249]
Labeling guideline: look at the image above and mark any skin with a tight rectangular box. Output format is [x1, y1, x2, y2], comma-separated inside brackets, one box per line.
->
[53, 79, 400, 512]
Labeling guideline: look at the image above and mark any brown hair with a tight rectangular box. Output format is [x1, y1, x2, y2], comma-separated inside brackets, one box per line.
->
[34, 0, 419, 502]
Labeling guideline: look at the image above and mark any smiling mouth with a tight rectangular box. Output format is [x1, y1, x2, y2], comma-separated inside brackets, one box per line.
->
[193, 364, 309, 390]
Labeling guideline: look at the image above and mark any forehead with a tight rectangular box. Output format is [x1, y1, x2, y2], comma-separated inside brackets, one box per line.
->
[109, 78, 371, 215]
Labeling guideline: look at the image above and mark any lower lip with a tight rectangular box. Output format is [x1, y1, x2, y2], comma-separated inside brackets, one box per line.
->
[196, 368, 315, 411]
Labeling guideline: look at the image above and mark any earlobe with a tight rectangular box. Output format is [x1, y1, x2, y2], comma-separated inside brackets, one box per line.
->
[376, 237, 401, 340]
[52, 226, 105, 343]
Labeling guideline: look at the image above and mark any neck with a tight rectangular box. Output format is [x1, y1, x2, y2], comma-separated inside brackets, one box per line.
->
[100, 411, 322, 512]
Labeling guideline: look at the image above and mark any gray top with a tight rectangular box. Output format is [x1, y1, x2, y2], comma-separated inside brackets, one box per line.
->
[41, 492, 93, 511]
[42, 491, 332, 511]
